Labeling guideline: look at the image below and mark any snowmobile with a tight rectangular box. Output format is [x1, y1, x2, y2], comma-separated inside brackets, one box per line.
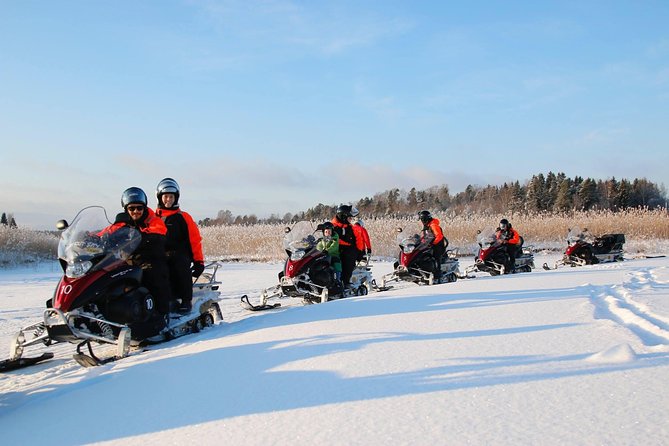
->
[3, 206, 223, 370]
[380, 228, 461, 288]
[464, 228, 535, 276]
[242, 221, 364, 311]
[543, 228, 625, 270]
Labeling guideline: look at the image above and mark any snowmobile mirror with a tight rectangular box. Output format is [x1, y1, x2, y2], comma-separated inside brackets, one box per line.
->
[56, 219, 69, 230]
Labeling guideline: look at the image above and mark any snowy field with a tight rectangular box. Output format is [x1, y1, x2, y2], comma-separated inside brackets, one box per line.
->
[1, 253, 669, 445]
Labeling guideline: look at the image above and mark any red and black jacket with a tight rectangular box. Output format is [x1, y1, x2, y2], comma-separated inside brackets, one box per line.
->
[331, 216, 363, 251]
[102, 208, 168, 265]
[155, 207, 204, 263]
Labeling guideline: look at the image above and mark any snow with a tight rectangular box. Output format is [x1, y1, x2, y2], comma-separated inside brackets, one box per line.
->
[1, 254, 668, 445]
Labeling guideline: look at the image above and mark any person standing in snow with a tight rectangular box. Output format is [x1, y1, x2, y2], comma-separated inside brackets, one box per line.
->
[352, 217, 372, 261]
[154, 178, 205, 313]
[331, 205, 362, 288]
[418, 210, 446, 282]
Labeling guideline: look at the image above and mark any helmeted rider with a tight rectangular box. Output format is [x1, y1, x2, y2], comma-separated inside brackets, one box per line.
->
[496, 218, 521, 274]
[99, 187, 172, 337]
[317, 221, 342, 282]
[353, 218, 372, 261]
[331, 205, 363, 288]
[418, 210, 446, 282]
[349, 207, 371, 262]
[155, 178, 205, 313]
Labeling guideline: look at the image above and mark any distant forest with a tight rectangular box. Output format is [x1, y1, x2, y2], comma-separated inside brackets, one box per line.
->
[198, 172, 668, 226]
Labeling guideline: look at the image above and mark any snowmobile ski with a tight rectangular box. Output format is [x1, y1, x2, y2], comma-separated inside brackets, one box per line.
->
[240, 294, 281, 311]
[0, 352, 54, 373]
[370, 279, 393, 292]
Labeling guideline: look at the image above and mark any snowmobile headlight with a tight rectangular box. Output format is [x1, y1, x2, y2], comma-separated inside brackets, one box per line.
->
[66, 260, 93, 278]
[290, 250, 306, 261]
[403, 245, 416, 254]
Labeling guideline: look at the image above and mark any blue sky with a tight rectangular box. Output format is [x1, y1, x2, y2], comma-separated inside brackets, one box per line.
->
[1, 1, 668, 229]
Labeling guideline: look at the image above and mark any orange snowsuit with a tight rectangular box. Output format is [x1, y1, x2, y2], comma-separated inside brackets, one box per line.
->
[352, 224, 372, 253]
[497, 227, 520, 245]
[424, 218, 444, 246]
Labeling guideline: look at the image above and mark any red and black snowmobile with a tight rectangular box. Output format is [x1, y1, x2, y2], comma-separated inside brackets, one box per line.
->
[543, 227, 625, 270]
[380, 228, 461, 288]
[252, 221, 345, 307]
[2, 206, 222, 370]
[242, 221, 349, 311]
[464, 228, 535, 276]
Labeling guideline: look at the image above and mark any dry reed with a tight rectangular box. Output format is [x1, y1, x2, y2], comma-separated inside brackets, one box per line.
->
[1, 208, 667, 265]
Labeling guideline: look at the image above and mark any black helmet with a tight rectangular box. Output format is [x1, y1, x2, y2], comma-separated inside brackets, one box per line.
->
[418, 210, 432, 223]
[121, 187, 148, 209]
[321, 221, 334, 231]
[156, 177, 180, 206]
[499, 218, 510, 230]
[336, 204, 352, 221]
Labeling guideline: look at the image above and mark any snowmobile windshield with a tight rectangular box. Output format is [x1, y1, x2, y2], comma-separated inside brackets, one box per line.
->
[283, 221, 321, 254]
[566, 227, 592, 244]
[397, 233, 425, 254]
[476, 228, 499, 247]
[58, 206, 141, 277]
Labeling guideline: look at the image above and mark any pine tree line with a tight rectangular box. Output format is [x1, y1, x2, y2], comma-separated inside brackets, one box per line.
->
[1, 212, 17, 228]
[199, 172, 667, 226]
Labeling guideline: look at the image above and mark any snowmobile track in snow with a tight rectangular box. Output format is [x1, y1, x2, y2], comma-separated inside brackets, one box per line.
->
[589, 266, 669, 347]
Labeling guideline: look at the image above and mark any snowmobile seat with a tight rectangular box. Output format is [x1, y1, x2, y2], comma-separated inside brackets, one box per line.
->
[515, 236, 525, 256]
[596, 234, 625, 252]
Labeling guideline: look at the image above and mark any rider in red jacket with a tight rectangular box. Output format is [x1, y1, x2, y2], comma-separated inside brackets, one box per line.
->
[155, 178, 204, 313]
[418, 210, 446, 281]
[331, 205, 363, 288]
[101, 187, 172, 318]
[353, 219, 372, 259]
[496, 218, 521, 273]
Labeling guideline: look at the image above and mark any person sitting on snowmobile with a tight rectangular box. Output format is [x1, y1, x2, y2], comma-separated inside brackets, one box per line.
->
[331, 205, 363, 288]
[353, 218, 372, 261]
[496, 218, 521, 274]
[418, 210, 446, 281]
[317, 222, 342, 283]
[100, 187, 173, 317]
[155, 178, 204, 314]
[348, 207, 371, 262]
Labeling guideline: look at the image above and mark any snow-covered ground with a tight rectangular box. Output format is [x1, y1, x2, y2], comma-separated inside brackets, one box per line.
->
[1, 253, 668, 445]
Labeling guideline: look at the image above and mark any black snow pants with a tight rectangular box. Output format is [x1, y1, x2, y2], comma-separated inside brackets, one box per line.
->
[166, 251, 193, 306]
[339, 247, 358, 287]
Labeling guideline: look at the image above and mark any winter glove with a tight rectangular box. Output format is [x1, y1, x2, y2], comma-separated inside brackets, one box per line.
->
[356, 250, 364, 261]
[191, 261, 205, 278]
